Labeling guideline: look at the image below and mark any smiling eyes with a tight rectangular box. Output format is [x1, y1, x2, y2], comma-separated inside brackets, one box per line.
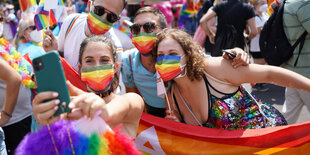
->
[157, 51, 179, 57]
[84, 57, 111, 65]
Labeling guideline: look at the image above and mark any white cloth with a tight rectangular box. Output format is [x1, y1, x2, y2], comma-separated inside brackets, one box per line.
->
[282, 87, 310, 124]
[0, 81, 32, 127]
[58, 13, 123, 71]
[2, 22, 13, 42]
[250, 15, 265, 52]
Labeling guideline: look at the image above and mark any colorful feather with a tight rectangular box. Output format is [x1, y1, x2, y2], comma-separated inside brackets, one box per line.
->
[15, 116, 141, 155]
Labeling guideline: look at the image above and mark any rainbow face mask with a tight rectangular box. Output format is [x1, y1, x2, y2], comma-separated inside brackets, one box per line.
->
[87, 11, 113, 35]
[132, 32, 156, 54]
[81, 64, 114, 93]
[155, 55, 185, 82]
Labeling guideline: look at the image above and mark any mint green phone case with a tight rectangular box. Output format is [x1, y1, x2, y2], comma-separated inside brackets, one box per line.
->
[33, 51, 71, 116]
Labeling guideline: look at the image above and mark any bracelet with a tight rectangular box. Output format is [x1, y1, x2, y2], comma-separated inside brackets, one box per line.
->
[2, 111, 12, 118]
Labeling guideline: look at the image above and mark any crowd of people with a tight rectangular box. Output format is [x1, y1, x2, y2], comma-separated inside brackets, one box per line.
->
[0, 0, 309, 154]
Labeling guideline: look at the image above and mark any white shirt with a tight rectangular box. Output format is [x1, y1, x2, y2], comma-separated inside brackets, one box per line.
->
[250, 15, 266, 52]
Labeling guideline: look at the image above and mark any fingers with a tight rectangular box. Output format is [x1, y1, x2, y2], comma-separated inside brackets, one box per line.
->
[37, 106, 58, 121]
[33, 92, 58, 106]
[67, 109, 83, 120]
[34, 99, 60, 114]
[165, 110, 180, 122]
[67, 81, 84, 96]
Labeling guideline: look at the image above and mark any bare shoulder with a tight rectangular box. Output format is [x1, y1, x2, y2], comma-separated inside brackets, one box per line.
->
[121, 93, 144, 106]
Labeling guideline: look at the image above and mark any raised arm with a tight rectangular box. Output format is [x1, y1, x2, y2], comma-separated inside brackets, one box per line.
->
[200, 9, 217, 44]
[205, 56, 310, 92]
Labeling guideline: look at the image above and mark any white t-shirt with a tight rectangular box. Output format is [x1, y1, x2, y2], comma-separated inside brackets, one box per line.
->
[0, 58, 32, 126]
[250, 15, 266, 52]
[58, 13, 123, 71]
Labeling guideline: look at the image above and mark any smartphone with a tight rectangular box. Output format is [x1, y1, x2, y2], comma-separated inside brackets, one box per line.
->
[33, 51, 71, 116]
[222, 49, 236, 59]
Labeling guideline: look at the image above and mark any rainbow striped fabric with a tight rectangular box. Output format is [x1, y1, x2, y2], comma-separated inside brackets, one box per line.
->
[34, 0, 57, 30]
[132, 32, 156, 54]
[87, 11, 113, 35]
[18, 0, 36, 12]
[155, 55, 182, 81]
[81, 65, 114, 92]
[136, 113, 310, 154]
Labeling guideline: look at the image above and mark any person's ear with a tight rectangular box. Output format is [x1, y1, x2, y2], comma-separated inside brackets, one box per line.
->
[78, 64, 81, 74]
[113, 63, 120, 72]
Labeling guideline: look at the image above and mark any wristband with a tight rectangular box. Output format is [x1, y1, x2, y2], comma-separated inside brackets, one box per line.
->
[2, 111, 12, 118]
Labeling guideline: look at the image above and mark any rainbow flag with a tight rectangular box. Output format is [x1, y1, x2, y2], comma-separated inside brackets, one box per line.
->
[178, 1, 198, 29]
[113, 19, 133, 37]
[58, 0, 64, 6]
[136, 113, 310, 154]
[155, 55, 182, 82]
[34, 0, 57, 30]
[19, 0, 36, 12]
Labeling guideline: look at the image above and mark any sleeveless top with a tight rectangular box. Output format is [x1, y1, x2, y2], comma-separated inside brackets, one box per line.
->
[172, 74, 287, 130]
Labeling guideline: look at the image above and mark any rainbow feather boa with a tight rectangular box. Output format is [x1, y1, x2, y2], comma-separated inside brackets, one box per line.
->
[0, 38, 36, 88]
[16, 116, 141, 155]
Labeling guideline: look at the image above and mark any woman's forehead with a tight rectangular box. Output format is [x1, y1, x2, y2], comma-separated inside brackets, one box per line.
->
[83, 42, 113, 57]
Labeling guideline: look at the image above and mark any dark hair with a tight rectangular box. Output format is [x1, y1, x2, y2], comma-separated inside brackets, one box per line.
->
[79, 35, 119, 93]
[92, 0, 127, 9]
[154, 29, 205, 81]
[134, 6, 167, 29]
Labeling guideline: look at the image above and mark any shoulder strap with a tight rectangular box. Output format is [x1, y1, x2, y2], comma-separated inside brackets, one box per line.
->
[170, 84, 185, 123]
[129, 52, 134, 81]
[65, 15, 81, 39]
[292, 31, 308, 66]
[202, 74, 212, 119]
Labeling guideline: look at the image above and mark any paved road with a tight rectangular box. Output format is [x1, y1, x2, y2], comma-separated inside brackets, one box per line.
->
[244, 83, 310, 124]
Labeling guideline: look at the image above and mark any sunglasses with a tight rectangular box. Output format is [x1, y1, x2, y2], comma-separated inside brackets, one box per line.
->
[25, 25, 36, 31]
[129, 22, 157, 35]
[93, 5, 120, 23]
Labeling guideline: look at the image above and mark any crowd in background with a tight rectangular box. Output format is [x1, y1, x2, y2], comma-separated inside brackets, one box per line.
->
[0, 0, 310, 154]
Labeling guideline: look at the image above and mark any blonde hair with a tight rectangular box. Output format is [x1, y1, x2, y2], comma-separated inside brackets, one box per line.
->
[13, 13, 35, 48]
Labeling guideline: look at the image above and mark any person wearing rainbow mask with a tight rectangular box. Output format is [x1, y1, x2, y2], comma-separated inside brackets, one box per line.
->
[122, 7, 250, 118]
[33, 35, 144, 139]
[43, 0, 127, 72]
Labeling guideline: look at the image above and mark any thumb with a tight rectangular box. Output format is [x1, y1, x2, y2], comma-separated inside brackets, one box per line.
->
[67, 81, 84, 96]
[50, 31, 57, 41]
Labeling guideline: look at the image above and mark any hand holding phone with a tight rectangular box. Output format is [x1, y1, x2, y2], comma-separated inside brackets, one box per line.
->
[222, 49, 236, 59]
[33, 51, 71, 116]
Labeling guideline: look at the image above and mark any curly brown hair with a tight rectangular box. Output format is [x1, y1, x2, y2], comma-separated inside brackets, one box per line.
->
[153, 29, 205, 81]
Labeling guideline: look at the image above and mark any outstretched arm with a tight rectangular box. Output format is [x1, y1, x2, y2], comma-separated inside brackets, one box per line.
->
[67, 82, 144, 138]
[0, 59, 22, 126]
[205, 57, 310, 92]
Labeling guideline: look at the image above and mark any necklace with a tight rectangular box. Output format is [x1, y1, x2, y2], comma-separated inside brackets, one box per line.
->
[0, 38, 36, 88]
